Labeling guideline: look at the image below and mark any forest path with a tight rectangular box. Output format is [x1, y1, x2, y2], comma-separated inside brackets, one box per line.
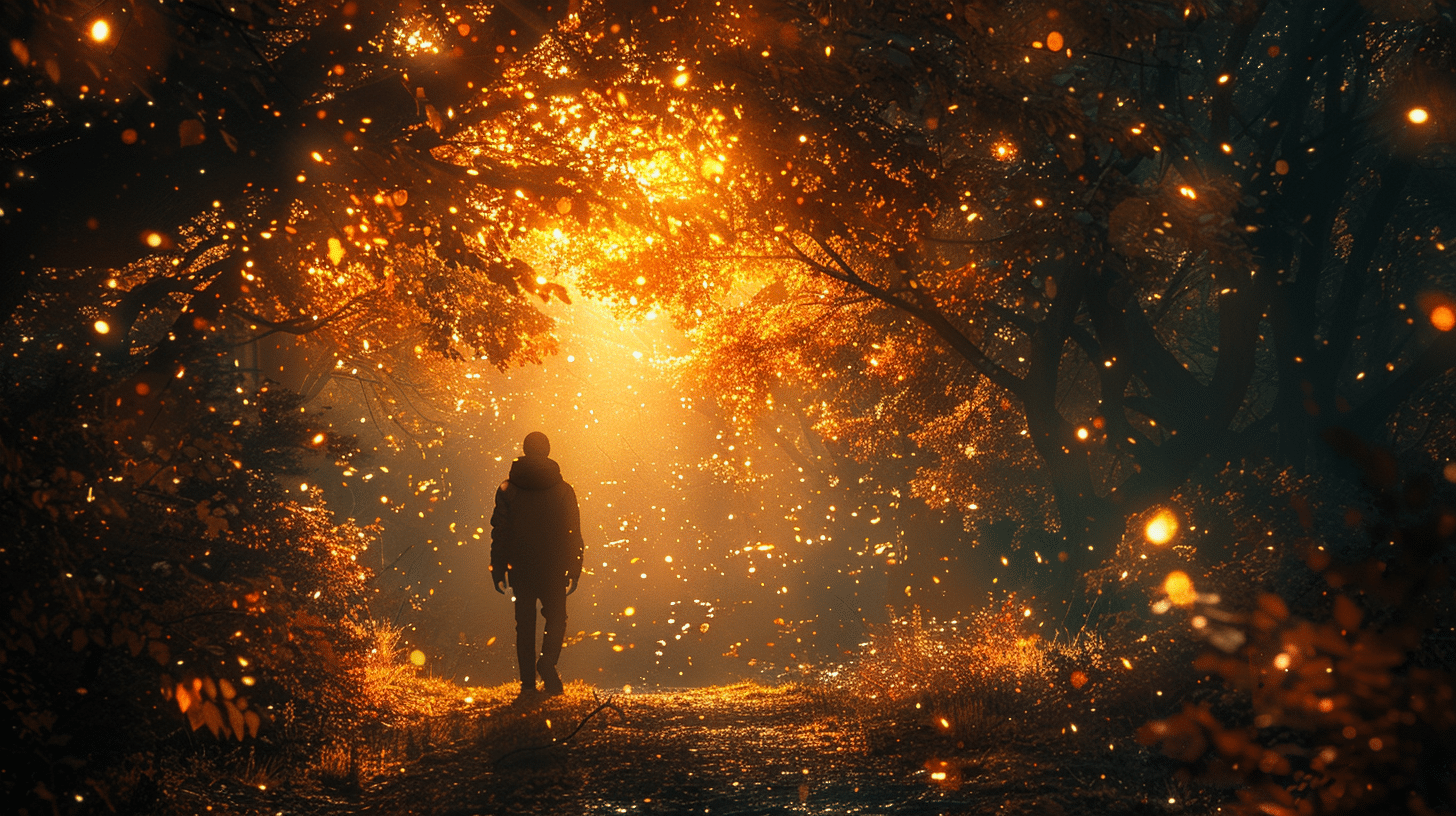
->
[332, 682, 1168, 816]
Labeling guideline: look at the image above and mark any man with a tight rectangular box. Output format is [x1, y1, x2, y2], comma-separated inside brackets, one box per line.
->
[490, 431, 583, 699]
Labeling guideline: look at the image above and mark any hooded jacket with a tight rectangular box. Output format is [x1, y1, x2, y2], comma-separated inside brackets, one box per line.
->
[489, 455, 584, 586]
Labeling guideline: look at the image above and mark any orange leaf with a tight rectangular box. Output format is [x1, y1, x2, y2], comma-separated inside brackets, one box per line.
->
[225, 699, 245, 741]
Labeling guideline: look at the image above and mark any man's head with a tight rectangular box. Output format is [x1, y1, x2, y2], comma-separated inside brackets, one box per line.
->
[523, 431, 551, 458]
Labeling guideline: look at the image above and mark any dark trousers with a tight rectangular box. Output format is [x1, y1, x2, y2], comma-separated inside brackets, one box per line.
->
[511, 576, 566, 687]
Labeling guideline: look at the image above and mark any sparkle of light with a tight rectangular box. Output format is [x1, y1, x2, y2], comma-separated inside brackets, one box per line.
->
[90, 19, 110, 42]
[93, 320, 110, 335]
[1430, 304, 1455, 332]
[1144, 509, 1179, 544]
[1408, 107, 1429, 125]
[1164, 571, 1196, 607]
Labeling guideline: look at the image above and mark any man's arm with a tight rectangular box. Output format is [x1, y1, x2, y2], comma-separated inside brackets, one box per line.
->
[489, 481, 512, 593]
[565, 484, 584, 594]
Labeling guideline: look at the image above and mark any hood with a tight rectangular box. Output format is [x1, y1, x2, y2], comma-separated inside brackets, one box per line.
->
[508, 455, 563, 490]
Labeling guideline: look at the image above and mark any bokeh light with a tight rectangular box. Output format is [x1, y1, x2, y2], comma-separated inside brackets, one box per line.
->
[1144, 509, 1179, 545]
[1163, 571, 1196, 607]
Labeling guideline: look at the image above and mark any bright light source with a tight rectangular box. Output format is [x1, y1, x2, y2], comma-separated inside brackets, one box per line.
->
[1431, 304, 1455, 332]
[1076, 427, 1089, 440]
[1408, 107, 1430, 125]
[90, 19, 111, 42]
[1178, 186, 1197, 200]
[1164, 571, 1196, 607]
[145, 232, 164, 248]
[1145, 508, 1179, 544]
[93, 320, 110, 335]
[408, 649, 426, 666]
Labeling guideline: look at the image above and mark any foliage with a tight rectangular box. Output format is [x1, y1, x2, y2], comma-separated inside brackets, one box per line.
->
[0, 306, 378, 811]
[1140, 432, 1456, 815]
[576, 0, 1456, 600]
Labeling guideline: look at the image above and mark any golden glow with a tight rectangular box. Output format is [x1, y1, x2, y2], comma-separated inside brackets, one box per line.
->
[145, 232, 164, 248]
[89, 19, 111, 42]
[408, 649, 426, 666]
[1178, 186, 1197, 200]
[1076, 427, 1089, 440]
[312, 433, 327, 445]
[1144, 509, 1179, 544]
[1045, 31, 1064, 52]
[1430, 304, 1455, 332]
[623, 606, 635, 616]
[93, 320, 110, 335]
[1408, 107, 1430, 125]
[1164, 571, 1196, 607]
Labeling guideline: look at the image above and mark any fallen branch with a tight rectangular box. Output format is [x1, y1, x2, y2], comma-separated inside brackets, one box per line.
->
[494, 693, 626, 766]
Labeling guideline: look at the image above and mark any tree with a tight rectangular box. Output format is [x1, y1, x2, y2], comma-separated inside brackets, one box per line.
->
[564, 0, 1456, 602]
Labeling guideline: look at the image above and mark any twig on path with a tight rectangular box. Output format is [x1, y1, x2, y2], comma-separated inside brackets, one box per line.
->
[494, 693, 626, 766]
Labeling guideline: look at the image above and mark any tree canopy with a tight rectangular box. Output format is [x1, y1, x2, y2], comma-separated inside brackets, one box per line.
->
[3, 0, 1456, 807]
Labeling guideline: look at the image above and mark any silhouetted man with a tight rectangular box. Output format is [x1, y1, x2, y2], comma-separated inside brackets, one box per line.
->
[491, 431, 583, 699]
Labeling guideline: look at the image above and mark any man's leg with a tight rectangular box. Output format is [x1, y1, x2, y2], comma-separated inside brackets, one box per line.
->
[537, 578, 567, 695]
[512, 581, 540, 693]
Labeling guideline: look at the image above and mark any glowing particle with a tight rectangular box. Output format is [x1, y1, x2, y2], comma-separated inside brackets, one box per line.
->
[409, 649, 426, 666]
[1121, 658, 1133, 670]
[1178, 186, 1197, 200]
[1070, 670, 1088, 689]
[1430, 304, 1455, 332]
[327, 237, 345, 266]
[1076, 427, 1089, 440]
[312, 433, 326, 445]
[90, 19, 110, 42]
[623, 606, 635, 616]
[1046, 31, 1063, 51]
[1164, 571, 1196, 607]
[93, 320, 110, 335]
[1273, 652, 1291, 670]
[674, 72, 690, 87]
[1408, 108, 1429, 125]
[145, 232, 164, 248]
[1144, 509, 1179, 544]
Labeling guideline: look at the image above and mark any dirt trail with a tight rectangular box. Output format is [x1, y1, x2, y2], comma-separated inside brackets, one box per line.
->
[326, 682, 1179, 816]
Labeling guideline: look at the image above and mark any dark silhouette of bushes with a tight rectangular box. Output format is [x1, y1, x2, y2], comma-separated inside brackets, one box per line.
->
[1140, 430, 1456, 815]
[1, 323, 379, 812]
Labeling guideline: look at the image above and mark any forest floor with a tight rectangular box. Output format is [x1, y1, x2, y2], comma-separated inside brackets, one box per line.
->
[172, 680, 1224, 816]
